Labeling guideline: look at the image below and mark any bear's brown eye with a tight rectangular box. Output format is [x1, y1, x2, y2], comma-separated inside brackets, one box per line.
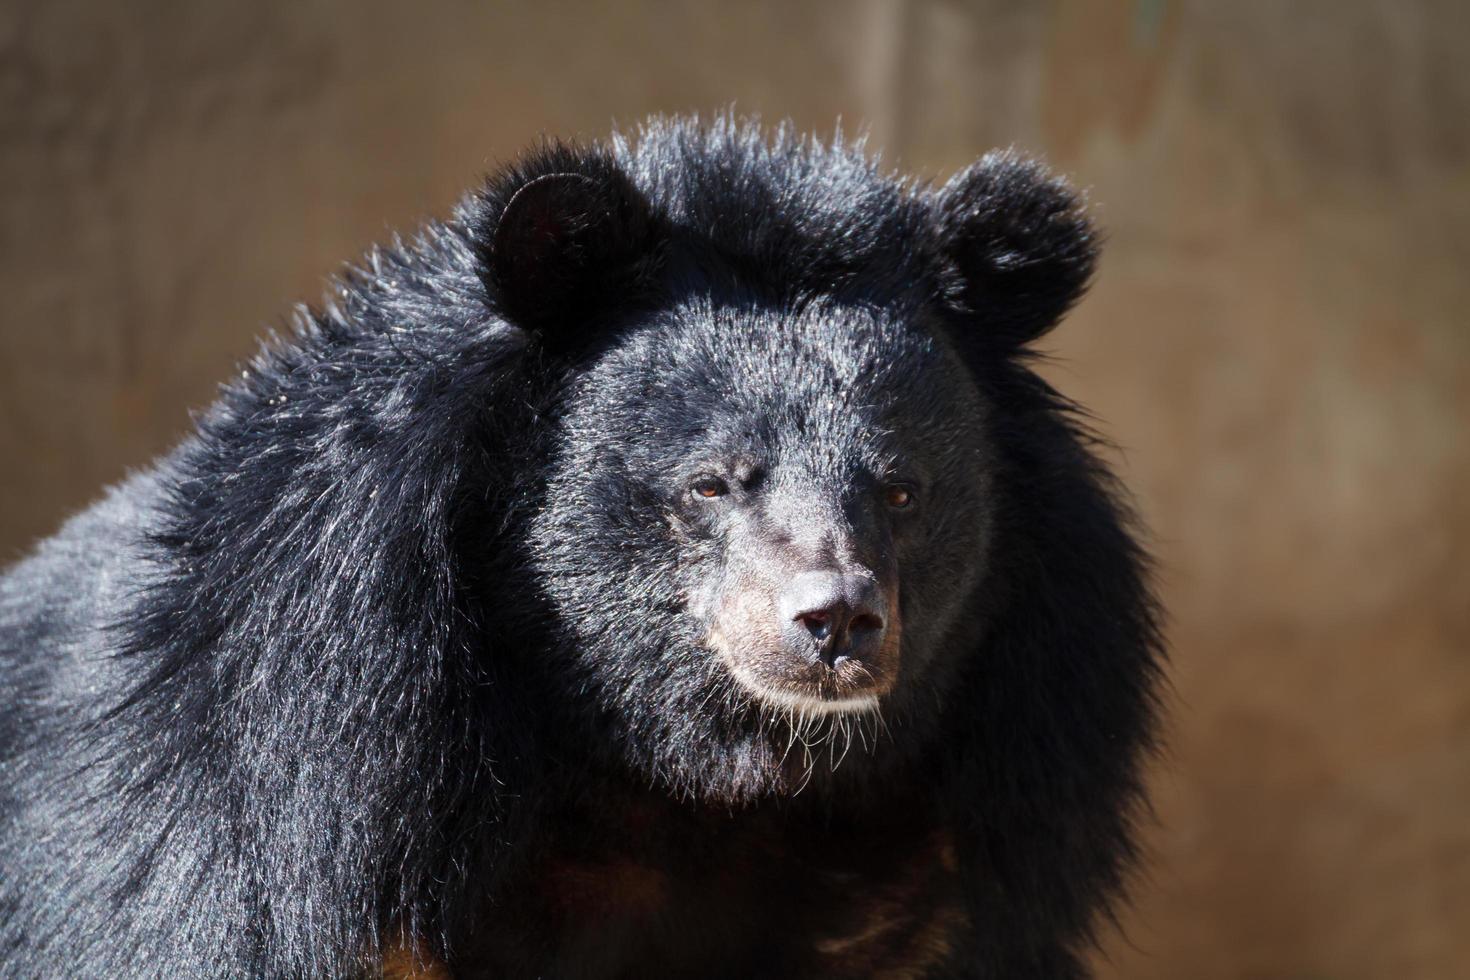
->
[885, 484, 914, 509]
[690, 477, 729, 500]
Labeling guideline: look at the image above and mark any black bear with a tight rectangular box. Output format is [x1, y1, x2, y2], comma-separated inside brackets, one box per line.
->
[0, 115, 1162, 978]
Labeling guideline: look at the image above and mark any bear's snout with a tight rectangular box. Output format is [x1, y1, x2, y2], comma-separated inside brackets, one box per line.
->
[706, 557, 901, 712]
[779, 571, 887, 669]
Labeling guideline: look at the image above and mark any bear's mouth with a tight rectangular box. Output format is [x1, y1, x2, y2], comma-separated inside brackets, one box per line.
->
[729, 677, 883, 716]
[705, 628, 896, 716]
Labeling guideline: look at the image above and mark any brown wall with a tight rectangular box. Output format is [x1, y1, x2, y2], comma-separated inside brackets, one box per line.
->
[2, 1, 1466, 976]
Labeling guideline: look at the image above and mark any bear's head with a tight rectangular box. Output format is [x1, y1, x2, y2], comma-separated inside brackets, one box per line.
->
[471, 120, 1117, 803]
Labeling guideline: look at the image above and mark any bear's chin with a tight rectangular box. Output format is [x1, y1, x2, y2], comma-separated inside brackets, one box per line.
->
[707, 639, 897, 717]
[722, 666, 888, 719]
[740, 686, 883, 717]
[645, 692, 894, 807]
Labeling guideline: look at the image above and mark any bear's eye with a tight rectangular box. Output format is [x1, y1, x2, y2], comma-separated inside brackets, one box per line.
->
[690, 476, 729, 500]
[884, 484, 915, 510]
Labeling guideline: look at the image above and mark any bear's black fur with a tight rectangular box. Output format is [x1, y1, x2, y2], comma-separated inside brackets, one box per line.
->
[0, 115, 1162, 979]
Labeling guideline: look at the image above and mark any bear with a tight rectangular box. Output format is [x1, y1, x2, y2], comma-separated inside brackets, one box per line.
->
[0, 115, 1162, 979]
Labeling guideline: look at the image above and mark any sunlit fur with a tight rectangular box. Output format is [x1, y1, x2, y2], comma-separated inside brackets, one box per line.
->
[0, 114, 1162, 978]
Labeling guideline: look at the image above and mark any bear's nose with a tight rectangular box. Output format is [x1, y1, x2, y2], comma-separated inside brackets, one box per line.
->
[779, 571, 886, 668]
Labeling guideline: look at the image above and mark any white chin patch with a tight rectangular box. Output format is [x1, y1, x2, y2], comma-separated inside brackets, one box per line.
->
[738, 681, 881, 716]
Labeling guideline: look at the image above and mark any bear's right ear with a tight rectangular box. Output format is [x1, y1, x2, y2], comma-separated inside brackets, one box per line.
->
[935, 151, 1099, 352]
[474, 148, 662, 353]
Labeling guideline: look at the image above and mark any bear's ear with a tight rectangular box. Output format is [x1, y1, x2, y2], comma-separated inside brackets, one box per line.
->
[475, 148, 661, 352]
[935, 151, 1098, 351]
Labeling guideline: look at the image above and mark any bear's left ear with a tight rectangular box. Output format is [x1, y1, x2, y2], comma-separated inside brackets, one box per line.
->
[474, 147, 662, 353]
[935, 151, 1098, 351]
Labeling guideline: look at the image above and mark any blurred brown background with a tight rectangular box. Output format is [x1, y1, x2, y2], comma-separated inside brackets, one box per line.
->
[2, 1, 1467, 976]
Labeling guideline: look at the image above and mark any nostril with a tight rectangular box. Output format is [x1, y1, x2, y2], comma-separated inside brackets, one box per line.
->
[796, 610, 832, 640]
[780, 571, 889, 656]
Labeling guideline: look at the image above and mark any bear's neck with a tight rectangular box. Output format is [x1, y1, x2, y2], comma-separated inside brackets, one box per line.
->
[447, 768, 966, 977]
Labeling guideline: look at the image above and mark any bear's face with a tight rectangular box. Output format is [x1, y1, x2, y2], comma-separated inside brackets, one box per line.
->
[529, 298, 995, 799]
[479, 132, 1101, 801]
